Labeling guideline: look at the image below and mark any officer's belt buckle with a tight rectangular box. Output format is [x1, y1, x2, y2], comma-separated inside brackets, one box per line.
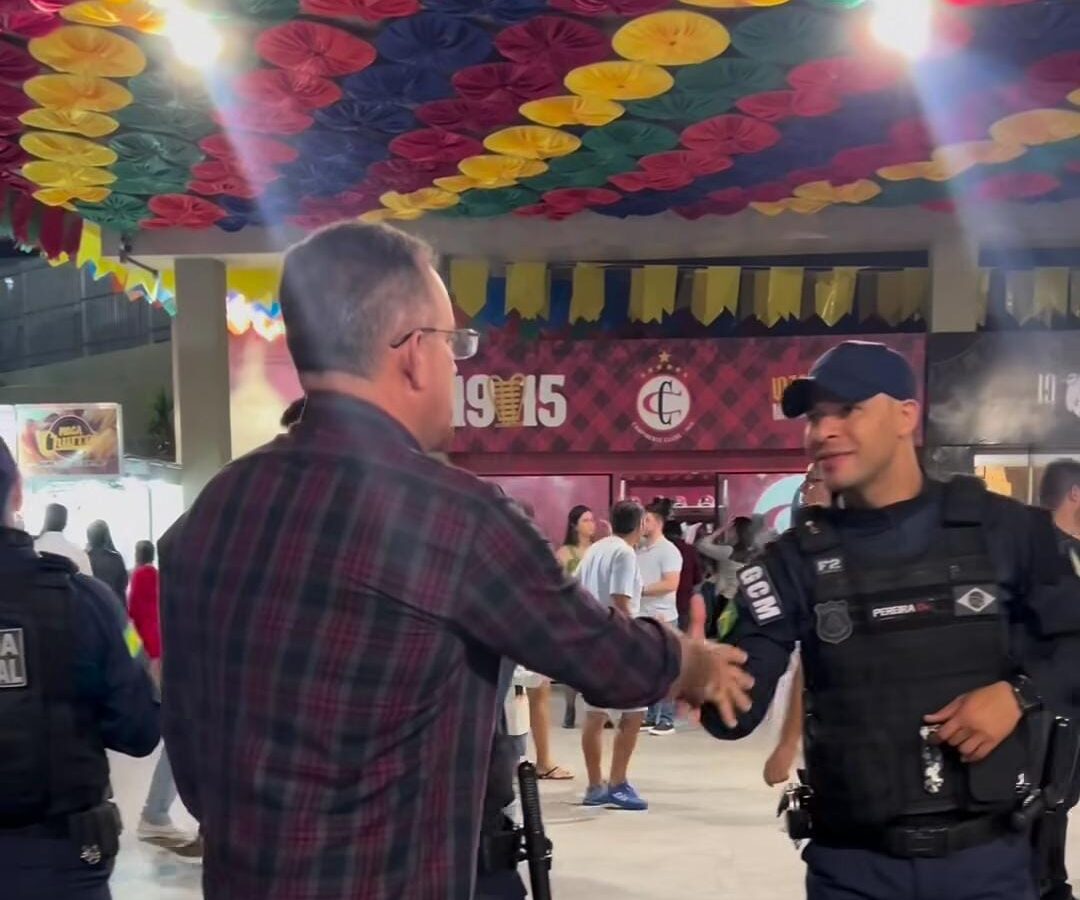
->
[890, 825, 950, 858]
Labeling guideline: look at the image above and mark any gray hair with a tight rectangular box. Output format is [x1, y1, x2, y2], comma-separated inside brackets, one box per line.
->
[279, 221, 436, 378]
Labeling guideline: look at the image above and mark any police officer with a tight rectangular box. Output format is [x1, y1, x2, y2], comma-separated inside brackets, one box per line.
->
[703, 342, 1080, 900]
[0, 437, 160, 900]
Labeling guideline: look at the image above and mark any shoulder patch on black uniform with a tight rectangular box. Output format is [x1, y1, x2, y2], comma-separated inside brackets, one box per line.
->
[737, 563, 784, 625]
[0, 628, 27, 688]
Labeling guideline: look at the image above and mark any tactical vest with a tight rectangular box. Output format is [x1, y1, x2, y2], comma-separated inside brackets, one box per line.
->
[0, 553, 109, 827]
[794, 477, 1027, 832]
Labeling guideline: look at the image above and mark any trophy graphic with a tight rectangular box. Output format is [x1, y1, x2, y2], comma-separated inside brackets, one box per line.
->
[488, 374, 527, 428]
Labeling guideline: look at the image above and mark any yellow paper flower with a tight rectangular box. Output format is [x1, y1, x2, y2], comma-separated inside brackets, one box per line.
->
[989, 109, 1080, 147]
[34, 185, 111, 207]
[19, 107, 119, 138]
[613, 11, 730, 66]
[519, 96, 624, 128]
[680, 0, 787, 6]
[25, 74, 133, 113]
[751, 197, 829, 216]
[433, 175, 488, 193]
[877, 160, 950, 182]
[20, 132, 118, 167]
[1070, 88, 1080, 107]
[483, 126, 581, 160]
[23, 160, 117, 188]
[360, 209, 396, 223]
[60, 0, 165, 33]
[793, 179, 881, 205]
[380, 188, 460, 212]
[30, 26, 146, 78]
[458, 154, 548, 186]
[931, 140, 1024, 171]
[565, 61, 674, 101]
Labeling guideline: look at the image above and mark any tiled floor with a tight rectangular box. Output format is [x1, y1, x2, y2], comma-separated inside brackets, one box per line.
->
[107, 705, 1080, 899]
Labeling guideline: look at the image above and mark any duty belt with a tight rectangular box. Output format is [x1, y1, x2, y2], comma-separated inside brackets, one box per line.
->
[478, 826, 521, 875]
[815, 813, 1012, 858]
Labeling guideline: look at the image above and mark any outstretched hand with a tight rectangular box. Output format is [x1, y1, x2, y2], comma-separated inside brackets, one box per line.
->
[924, 681, 1021, 764]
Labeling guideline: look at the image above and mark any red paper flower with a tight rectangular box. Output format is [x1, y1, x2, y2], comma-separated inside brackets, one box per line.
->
[144, 194, 225, 230]
[232, 68, 343, 111]
[192, 157, 280, 186]
[787, 56, 902, 97]
[548, 0, 670, 18]
[0, 83, 32, 118]
[0, 39, 37, 85]
[366, 158, 456, 192]
[388, 128, 484, 164]
[922, 200, 957, 213]
[514, 203, 562, 220]
[495, 17, 609, 74]
[680, 115, 781, 156]
[704, 187, 749, 214]
[736, 89, 839, 123]
[0, 9, 59, 38]
[0, 138, 27, 169]
[256, 21, 376, 78]
[831, 143, 918, 181]
[542, 187, 620, 212]
[200, 133, 299, 166]
[216, 103, 314, 135]
[1022, 52, 1080, 106]
[300, 0, 420, 21]
[745, 182, 789, 203]
[975, 171, 1060, 201]
[888, 118, 934, 151]
[786, 167, 834, 188]
[639, 150, 733, 177]
[452, 63, 560, 106]
[415, 97, 519, 134]
[190, 178, 262, 200]
[609, 168, 694, 192]
[0, 116, 21, 136]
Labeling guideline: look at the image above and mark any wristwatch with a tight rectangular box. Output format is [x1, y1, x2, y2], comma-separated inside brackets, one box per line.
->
[1009, 674, 1043, 716]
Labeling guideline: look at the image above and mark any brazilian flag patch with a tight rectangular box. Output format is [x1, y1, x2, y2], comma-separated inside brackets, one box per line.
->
[123, 623, 143, 659]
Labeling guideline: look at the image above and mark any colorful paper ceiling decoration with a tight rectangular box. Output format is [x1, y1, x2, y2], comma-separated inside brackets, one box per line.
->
[0, 0, 1074, 231]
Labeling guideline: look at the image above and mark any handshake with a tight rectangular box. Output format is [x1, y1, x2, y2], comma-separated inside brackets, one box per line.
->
[675, 638, 754, 729]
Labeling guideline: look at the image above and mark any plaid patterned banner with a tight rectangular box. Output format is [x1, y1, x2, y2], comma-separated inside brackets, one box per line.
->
[452, 334, 926, 454]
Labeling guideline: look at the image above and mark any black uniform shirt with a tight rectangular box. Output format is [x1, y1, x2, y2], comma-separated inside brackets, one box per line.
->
[704, 480, 1080, 739]
[0, 527, 159, 757]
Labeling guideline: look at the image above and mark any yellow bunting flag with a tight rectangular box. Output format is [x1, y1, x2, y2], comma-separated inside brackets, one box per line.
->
[765, 267, 803, 326]
[900, 268, 929, 322]
[636, 265, 678, 323]
[690, 266, 739, 325]
[751, 269, 770, 322]
[75, 220, 102, 270]
[977, 269, 991, 327]
[814, 267, 857, 327]
[1033, 267, 1069, 322]
[449, 259, 489, 318]
[569, 263, 605, 323]
[505, 262, 549, 320]
[1005, 270, 1036, 324]
[875, 270, 905, 325]
[228, 266, 280, 305]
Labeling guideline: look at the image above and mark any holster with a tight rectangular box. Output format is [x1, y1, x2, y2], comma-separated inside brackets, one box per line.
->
[67, 801, 122, 866]
[477, 815, 521, 876]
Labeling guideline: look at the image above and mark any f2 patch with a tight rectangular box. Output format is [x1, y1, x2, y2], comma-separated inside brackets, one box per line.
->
[0, 628, 27, 688]
[737, 564, 784, 625]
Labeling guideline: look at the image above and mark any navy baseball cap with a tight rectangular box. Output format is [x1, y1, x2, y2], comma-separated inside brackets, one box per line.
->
[781, 341, 917, 419]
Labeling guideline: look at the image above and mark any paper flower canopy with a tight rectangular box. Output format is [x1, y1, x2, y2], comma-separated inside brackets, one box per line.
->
[565, 61, 674, 100]
[2, 0, 1077, 235]
[29, 26, 146, 78]
[612, 11, 731, 66]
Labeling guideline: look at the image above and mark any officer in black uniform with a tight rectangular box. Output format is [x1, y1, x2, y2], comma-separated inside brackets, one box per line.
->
[703, 342, 1080, 900]
[0, 437, 160, 900]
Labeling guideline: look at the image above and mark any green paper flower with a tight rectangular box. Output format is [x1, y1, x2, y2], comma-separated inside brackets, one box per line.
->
[109, 133, 205, 170]
[731, 9, 844, 66]
[624, 91, 734, 122]
[547, 151, 636, 177]
[522, 168, 612, 192]
[458, 187, 539, 217]
[115, 103, 217, 140]
[128, 69, 214, 116]
[675, 58, 787, 98]
[76, 193, 150, 231]
[233, 0, 299, 18]
[582, 121, 679, 159]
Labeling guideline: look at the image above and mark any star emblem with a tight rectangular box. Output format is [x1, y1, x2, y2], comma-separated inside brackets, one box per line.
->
[658, 351, 671, 365]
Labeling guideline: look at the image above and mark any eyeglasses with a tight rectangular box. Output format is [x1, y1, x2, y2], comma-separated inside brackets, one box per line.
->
[389, 327, 480, 361]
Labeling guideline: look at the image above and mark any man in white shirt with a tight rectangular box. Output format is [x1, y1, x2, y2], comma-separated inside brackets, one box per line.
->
[34, 502, 93, 576]
[637, 499, 684, 735]
[575, 500, 649, 811]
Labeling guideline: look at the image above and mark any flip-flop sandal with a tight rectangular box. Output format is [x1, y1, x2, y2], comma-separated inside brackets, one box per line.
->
[537, 766, 574, 781]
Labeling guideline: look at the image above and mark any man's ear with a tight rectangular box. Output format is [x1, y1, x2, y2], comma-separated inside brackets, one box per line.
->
[395, 332, 424, 391]
[898, 399, 921, 438]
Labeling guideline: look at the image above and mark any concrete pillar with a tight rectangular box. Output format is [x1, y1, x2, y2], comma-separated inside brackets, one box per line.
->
[172, 258, 231, 507]
[929, 228, 980, 333]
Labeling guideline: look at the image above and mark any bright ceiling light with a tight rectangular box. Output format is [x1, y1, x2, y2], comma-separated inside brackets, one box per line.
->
[153, 0, 223, 69]
[869, 0, 932, 60]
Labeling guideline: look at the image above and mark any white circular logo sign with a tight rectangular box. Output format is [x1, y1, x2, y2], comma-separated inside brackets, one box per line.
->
[636, 375, 691, 433]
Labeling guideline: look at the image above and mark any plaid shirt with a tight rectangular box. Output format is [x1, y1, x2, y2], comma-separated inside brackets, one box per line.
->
[160, 393, 680, 900]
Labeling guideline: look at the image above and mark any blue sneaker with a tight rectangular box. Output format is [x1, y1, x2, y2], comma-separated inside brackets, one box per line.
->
[606, 782, 648, 811]
[582, 783, 610, 807]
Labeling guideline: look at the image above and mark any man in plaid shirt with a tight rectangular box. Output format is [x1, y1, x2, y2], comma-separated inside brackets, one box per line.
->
[159, 222, 750, 900]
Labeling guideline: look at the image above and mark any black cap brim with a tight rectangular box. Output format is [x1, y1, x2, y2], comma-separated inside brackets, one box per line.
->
[781, 377, 875, 419]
